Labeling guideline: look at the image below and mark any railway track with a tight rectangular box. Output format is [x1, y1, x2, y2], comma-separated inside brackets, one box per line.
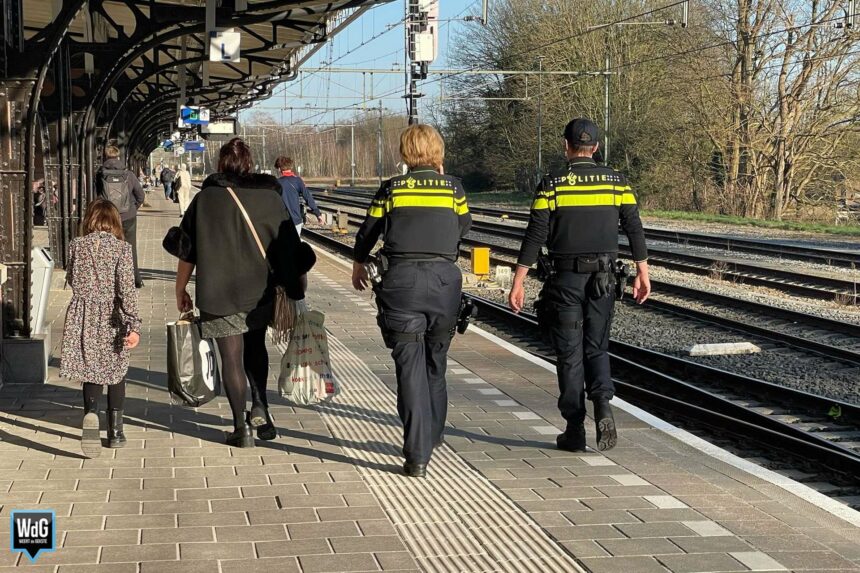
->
[315, 193, 859, 304]
[301, 227, 860, 500]
[316, 187, 860, 272]
[313, 202, 860, 369]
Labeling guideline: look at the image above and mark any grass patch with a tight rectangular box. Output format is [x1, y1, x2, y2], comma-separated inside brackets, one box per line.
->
[468, 191, 533, 207]
[642, 209, 860, 237]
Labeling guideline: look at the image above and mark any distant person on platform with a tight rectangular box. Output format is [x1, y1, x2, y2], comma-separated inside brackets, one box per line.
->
[275, 156, 321, 235]
[160, 165, 175, 201]
[96, 145, 145, 288]
[176, 163, 194, 217]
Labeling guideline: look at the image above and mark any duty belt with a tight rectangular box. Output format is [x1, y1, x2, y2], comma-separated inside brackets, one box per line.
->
[552, 255, 614, 274]
[386, 254, 454, 264]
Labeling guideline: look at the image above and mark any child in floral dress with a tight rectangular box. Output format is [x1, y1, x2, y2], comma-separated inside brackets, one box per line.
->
[60, 199, 141, 458]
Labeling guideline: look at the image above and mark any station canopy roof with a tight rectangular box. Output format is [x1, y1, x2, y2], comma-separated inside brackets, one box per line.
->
[22, 1, 388, 136]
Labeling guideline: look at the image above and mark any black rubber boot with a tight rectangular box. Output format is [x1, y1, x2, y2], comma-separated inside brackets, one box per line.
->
[556, 423, 587, 452]
[107, 409, 127, 448]
[226, 413, 255, 448]
[81, 403, 101, 459]
[403, 462, 427, 478]
[593, 399, 617, 451]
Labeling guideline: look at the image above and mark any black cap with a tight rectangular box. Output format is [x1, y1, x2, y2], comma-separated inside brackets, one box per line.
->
[563, 118, 599, 146]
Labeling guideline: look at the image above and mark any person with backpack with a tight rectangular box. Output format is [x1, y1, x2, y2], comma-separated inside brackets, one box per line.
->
[160, 165, 175, 201]
[275, 156, 321, 235]
[96, 145, 145, 288]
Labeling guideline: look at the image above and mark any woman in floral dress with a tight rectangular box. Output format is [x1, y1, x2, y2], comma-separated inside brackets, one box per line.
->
[61, 199, 141, 458]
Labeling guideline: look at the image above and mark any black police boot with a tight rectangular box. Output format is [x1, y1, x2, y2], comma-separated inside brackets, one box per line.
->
[403, 462, 427, 478]
[556, 424, 587, 452]
[81, 404, 102, 459]
[107, 409, 127, 448]
[594, 399, 617, 452]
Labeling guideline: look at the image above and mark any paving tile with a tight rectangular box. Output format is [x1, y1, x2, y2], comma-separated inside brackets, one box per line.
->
[597, 537, 685, 556]
[741, 535, 827, 553]
[63, 529, 140, 546]
[682, 520, 734, 537]
[220, 558, 301, 573]
[214, 524, 288, 542]
[57, 565, 137, 573]
[656, 553, 746, 573]
[139, 562, 219, 573]
[562, 509, 640, 525]
[287, 521, 361, 540]
[631, 508, 706, 523]
[544, 524, 626, 541]
[105, 514, 176, 529]
[730, 551, 788, 571]
[298, 552, 380, 573]
[316, 506, 387, 521]
[178, 512, 248, 527]
[331, 535, 407, 553]
[374, 551, 420, 570]
[179, 542, 254, 560]
[247, 508, 318, 525]
[255, 538, 332, 558]
[764, 551, 859, 570]
[671, 536, 752, 553]
[580, 556, 669, 573]
[70, 501, 141, 516]
[142, 527, 214, 544]
[101, 543, 178, 563]
[11, 546, 98, 566]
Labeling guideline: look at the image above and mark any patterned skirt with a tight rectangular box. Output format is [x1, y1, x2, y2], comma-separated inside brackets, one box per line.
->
[200, 303, 273, 339]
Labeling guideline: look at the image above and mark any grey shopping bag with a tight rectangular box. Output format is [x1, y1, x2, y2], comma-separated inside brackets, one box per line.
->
[167, 314, 221, 407]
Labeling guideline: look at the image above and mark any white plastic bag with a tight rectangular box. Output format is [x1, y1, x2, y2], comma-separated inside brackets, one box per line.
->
[278, 309, 338, 405]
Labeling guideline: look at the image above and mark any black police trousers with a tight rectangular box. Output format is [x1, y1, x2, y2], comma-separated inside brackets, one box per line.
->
[538, 271, 615, 427]
[375, 260, 461, 464]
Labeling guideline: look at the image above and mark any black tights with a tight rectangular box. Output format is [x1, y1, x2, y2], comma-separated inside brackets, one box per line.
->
[83, 382, 126, 411]
[215, 328, 269, 430]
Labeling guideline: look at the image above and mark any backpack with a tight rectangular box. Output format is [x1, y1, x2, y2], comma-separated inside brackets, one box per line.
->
[161, 169, 175, 183]
[100, 169, 132, 215]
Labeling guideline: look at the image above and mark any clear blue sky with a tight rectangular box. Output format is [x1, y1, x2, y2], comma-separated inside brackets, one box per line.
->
[241, 0, 482, 127]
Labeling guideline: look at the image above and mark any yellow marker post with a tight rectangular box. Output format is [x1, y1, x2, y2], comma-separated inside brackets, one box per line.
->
[471, 247, 490, 278]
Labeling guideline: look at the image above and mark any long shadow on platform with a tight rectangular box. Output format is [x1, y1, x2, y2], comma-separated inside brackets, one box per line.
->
[139, 268, 185, 283]
[2, 376, 402, 472]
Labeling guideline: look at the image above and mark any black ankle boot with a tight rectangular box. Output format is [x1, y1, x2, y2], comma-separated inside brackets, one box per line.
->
[107, 409, 127, 448]
[226, 414, 255, 448]
[556, 423, 586, 452]
[593, 399, 617, 451]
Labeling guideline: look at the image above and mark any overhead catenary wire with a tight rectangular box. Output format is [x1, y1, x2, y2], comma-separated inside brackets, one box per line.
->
[276, 0, 692, 129]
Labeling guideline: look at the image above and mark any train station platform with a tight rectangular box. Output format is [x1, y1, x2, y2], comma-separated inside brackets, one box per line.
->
[1, 195, 859, 572]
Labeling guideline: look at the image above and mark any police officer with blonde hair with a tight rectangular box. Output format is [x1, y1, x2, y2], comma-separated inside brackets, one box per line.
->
[509, 118, 650, 453]
[353, 124, 471, 477]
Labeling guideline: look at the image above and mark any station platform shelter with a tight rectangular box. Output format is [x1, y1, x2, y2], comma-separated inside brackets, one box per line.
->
[0, 195, 858, 572]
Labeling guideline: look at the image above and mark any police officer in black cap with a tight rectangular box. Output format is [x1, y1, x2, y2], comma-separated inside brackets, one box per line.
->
[353, 124, 471, 477]
[508, 118, 650, 452]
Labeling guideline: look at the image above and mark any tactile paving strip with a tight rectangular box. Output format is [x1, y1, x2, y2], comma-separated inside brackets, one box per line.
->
[315, 333, 586, 572]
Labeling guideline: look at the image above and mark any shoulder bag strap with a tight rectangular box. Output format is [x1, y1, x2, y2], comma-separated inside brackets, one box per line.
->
[225, 186, 267, 262]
